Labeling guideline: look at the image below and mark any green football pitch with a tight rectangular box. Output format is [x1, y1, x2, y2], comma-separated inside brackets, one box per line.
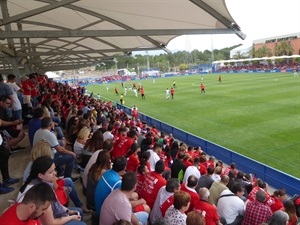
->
[86, 73, 300, 178]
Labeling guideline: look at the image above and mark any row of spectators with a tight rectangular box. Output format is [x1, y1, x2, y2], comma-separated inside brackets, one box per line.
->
[0, 72, 299, 225]
[215, 62, 299, 73]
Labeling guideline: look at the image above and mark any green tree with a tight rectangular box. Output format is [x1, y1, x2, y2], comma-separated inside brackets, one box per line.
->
[248, 45, 257, 58]
[256, 45, 272, 57]
[275, 41, 294, 56]
[233, 50, 246, 59]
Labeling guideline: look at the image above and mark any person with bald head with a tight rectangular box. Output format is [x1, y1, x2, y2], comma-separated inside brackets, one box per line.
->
[194, 187, 223, 225]
[208, 175, 229, 205]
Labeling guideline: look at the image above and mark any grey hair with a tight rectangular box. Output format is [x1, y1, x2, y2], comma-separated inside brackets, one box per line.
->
[267, 210, 289, 225]
[199, 187, 210, 200]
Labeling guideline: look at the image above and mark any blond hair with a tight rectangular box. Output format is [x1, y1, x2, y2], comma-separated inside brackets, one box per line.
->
[77, 126, 91, 141]
[30, 140, 52, 161]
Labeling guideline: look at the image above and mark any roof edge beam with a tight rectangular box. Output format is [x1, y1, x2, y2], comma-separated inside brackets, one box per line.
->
[16, 47, 162, 57]
[0, 0, 80, 26]
[189, 0, 246, 40]
[0, 29, 236, 38]
[0, 43, 15, 57]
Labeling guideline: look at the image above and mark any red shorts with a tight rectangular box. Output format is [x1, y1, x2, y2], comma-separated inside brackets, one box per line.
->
[133, 204, 145, 212]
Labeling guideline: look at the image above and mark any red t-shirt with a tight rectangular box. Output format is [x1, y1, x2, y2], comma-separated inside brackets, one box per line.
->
[247, 187, 270, 203]
[161, 195, 174, 217]
[22, 80, 32, 95]
[126, 154, 140, 172]
[136, 173, 146, 196]
[132, 109, 138, 118]
[30, 81, 39, 97]
[199, 163, 207, 175]
[180, 183, 199, 213]
[111, 137, 134, 159]
[183, 159, 193, 168]
[267, 196, 284, 213]
[193, 200, 220, 225]
[0, 203, 42, 225]
[139, 171, 167, 208]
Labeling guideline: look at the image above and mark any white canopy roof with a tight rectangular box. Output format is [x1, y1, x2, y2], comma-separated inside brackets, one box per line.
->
[0, 0, 246, 74]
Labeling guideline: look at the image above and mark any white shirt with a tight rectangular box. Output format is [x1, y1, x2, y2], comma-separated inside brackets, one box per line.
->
[6, 82, 22, 110]
[103, 131, 114, 141]
[150, 186, 174, 224]
[217, 189, 245, 224]
[148, 149, 160, 171]
[183, 165, 201, 183]
[166, 89, 170, 97]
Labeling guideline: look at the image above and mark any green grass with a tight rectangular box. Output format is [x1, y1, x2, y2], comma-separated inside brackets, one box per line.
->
[86, 73, 300, 178]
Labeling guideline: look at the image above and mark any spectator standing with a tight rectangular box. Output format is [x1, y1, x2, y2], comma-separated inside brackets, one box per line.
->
[6, 74, 23, 120]
[0, 74, 14, 106]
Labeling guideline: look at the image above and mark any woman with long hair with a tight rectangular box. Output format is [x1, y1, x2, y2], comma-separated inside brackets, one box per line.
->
[22, 140, 90, 213]
[81, 130, 104, 168]
[268, 189, 287, 213]
[285, 199, 298, 225]
[18, 156, 86, 225]
[125, 143, 140, 172]
[86, 150, 111, 210]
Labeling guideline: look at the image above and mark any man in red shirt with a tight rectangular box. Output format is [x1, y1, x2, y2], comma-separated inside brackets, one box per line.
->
[200, 83, 205, 93]
[181, 175, 199, 213]
[0, 183, 56, 225]
[140, 86, 145, 100]
[131, 107, 139, 120]
[30, 75, 39, 108]
[139, 160, 167, 208]
[193, 187, 223, 225]
[111, 129, 137, 160]
[170, 87, 175, 99]
[21, 76, 32, 107]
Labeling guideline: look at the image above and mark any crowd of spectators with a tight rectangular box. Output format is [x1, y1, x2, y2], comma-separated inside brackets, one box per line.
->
[0, 72, 299, 225]
[215, 62, 299, 73]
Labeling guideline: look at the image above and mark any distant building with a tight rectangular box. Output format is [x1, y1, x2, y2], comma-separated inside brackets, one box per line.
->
[254, 33, 300, 55]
